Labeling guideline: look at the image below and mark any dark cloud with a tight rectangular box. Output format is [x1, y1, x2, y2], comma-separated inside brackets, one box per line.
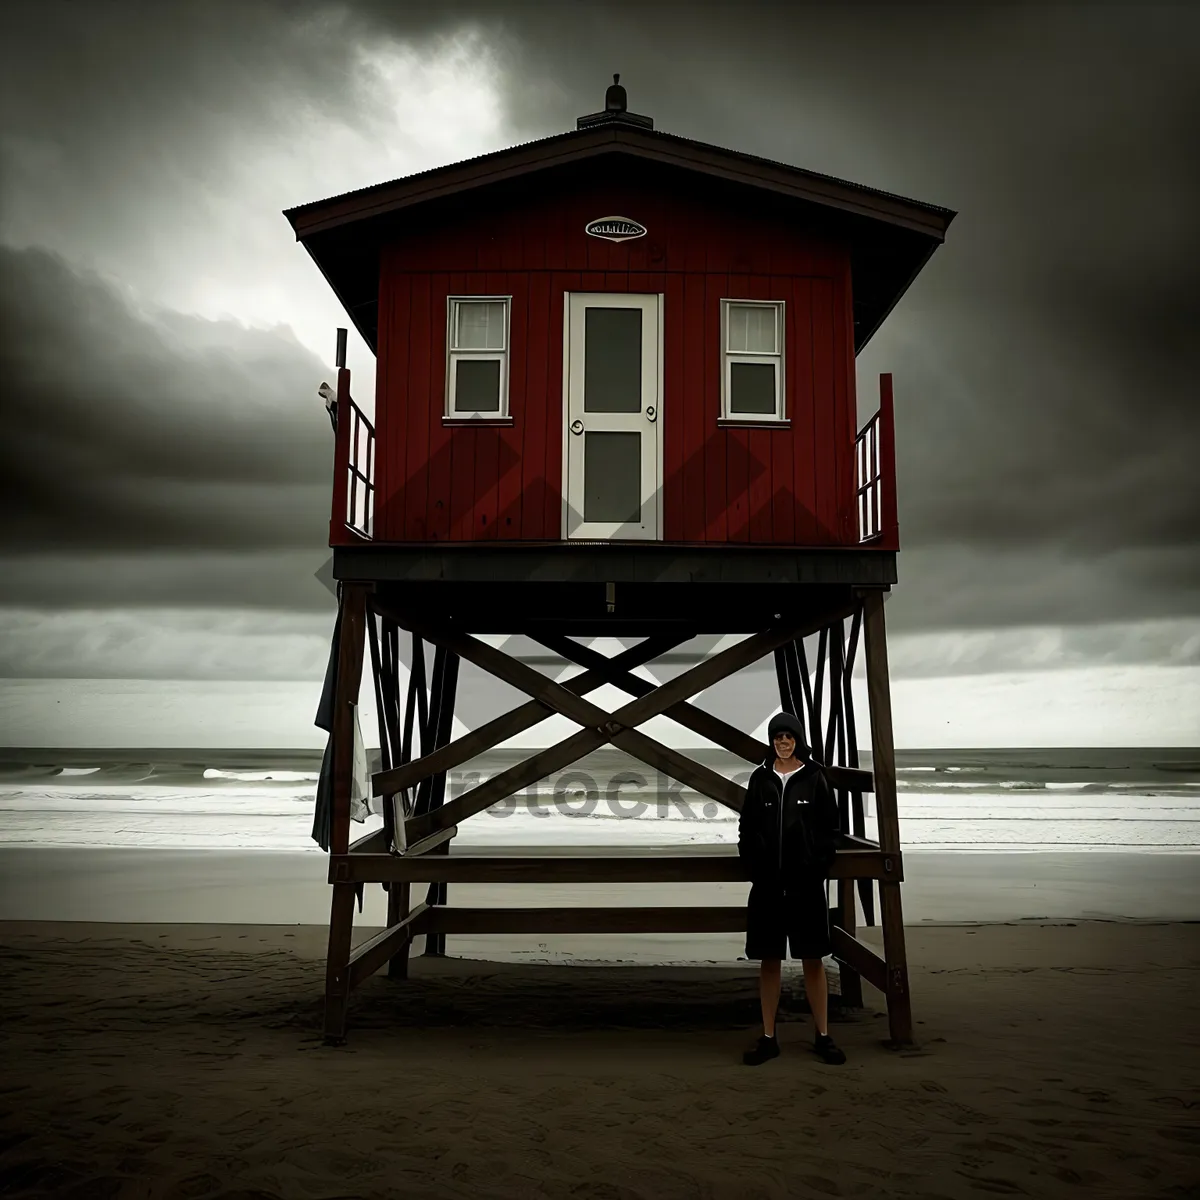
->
[0, 246, 333, 551]
[0, 0, 390, 203]
[1, 0, 1198, 637]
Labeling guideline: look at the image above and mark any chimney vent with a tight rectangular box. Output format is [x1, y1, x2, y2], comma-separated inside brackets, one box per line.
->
[577, 74, 654, 131]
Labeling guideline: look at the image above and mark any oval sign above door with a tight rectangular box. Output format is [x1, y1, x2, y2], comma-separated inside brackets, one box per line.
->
[584, 216, 647, 243]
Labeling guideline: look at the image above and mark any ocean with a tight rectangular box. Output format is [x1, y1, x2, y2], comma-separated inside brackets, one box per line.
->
[1, 745, 1197, 855]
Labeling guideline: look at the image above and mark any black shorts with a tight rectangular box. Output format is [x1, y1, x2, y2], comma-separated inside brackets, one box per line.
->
[744, 876, 832, 961]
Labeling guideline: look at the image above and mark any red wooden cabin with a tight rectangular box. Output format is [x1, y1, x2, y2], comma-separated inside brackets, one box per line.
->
[286, 80, 952, 577]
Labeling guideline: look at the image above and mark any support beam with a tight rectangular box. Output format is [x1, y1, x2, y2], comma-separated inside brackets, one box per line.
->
[835, 872, 864, 1008]
[421, 906, 747, 936]
[348, 827, 390, 855]
[863, 588, 912, 1046]
[842, 605, 876, 929]
[403, 825, 458, 858]
[384, 880, 411, 979]
[421, 643, 460, 956]
[326, 849, 901, 885]
[348, 902, 430, 989]
[829, 927, 887, 995]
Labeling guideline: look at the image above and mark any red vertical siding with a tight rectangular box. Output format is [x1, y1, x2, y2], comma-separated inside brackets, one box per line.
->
[702, 271, 727, 541]
[374, 163, 860, 546]
[374, 268, 397, 540]
[522, 271, 550, 538]
[662, 272, 685, 541]
[810, 278, 838, 543]
[426, 274, 452, 541]
[790, 279, 817, 546]
[833, 261, 858, 544]
[497, 273, 528, 537]
[404, 273, 431, 540]
[724, 271, 750, 543]
[768, 267, 795, 544]
[680, 270, 706, 542]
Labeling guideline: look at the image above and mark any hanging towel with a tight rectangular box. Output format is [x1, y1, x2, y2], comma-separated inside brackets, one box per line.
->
[310, 592, 367, 913]
[311, 600, 342, 853]
[350, 702, 370, 824]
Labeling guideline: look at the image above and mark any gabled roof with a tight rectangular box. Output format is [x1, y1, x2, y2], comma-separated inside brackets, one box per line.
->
[284, 120, 955, 355]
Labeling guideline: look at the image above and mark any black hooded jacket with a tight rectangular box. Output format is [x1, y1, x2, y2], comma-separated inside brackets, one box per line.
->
[737, 750, 840, 888]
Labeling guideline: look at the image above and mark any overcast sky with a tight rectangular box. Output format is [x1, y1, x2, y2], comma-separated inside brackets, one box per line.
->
[1, 0, 1197, 698]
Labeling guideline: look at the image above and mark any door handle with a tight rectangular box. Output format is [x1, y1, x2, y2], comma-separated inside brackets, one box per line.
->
[570, 419, 584, 435]
[645, 406, 657, 422]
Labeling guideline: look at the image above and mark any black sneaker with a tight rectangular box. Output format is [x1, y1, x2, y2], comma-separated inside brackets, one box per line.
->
[813, 1032, 846, 1065]
[742, 1034, 781, 1066]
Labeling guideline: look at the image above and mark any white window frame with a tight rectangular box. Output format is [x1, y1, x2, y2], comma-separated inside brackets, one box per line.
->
[720, 298, 786, 423]
[444, 295, 512, 421]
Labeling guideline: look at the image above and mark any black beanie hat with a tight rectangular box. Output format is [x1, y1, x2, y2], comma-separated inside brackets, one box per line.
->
[767, 711, 808, 749]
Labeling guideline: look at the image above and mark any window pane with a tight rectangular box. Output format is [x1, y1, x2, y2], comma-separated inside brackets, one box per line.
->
[455, 301, 506, 350]
[730, 361, 777, 414]
[584, 307, 642, 412]
[584, 431, 641, 523]
[728, 304, 776, 354]
[454, 358, 501, 412]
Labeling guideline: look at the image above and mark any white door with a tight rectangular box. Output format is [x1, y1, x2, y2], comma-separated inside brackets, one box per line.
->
[563, 292, 662, 540]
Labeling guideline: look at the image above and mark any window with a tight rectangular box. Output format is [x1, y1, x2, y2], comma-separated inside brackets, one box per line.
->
[720, 299, 785, 422]
[445, 296, 511, 420]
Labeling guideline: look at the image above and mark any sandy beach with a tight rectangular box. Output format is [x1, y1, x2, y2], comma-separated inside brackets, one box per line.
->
[1, 917, 1197, 1199]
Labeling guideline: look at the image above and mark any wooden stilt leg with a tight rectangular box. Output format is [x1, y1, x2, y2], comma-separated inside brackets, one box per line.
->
[322, 582, 368, 1046]
[323, 881, 357, 1044]
[420, 645, 458, 957]
[386, 880, 411, 980]
[879, 881, 911, 1044]
[835, 875, 864, 1009]
[862, 588, 913, 1047]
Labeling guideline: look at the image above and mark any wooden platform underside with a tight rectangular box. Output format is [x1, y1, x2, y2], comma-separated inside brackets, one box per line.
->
[335, 543, 897, 584]
[333, 547, 895, 632]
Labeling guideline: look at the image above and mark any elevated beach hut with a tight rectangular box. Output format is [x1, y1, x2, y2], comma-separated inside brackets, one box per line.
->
[284, 77, 955, 1046]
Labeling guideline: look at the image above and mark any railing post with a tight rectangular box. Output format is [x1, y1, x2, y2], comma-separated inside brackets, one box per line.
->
[329, 365, 352, 545]
[878, 373, 899, 551]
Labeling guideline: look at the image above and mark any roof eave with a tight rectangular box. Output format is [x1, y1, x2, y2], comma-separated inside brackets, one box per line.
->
[852, 234, 947, 356]
[296, 240, 378, 357]
[283, 126, 954, 245]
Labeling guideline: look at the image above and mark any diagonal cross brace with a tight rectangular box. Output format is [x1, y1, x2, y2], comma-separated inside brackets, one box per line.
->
[533, 632, 767, 764]
[379, 608, 751, 823]
[379, 602, 853, 841]
[539, 632, 875, 796]
[370, 631, 688, 799]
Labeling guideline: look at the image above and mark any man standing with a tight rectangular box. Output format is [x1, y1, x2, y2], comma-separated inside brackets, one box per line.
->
[738, 711, 847, 1066]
